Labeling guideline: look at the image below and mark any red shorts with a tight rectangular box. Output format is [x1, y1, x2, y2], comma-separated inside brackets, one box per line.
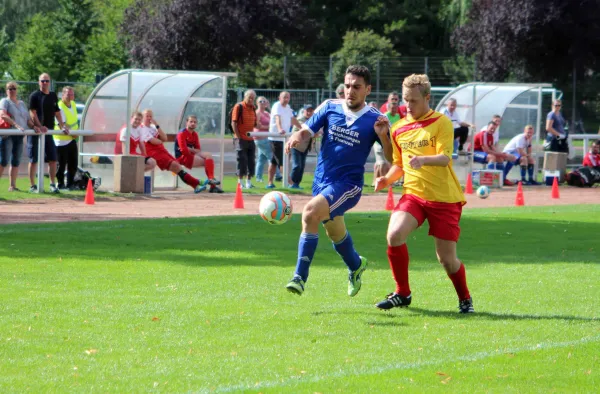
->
[394, 194, 463, 242]
[176, 154, 194, 170]
[150, 151, 176, 171]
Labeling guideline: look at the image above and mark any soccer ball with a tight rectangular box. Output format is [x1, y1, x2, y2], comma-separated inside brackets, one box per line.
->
[476, 185, 490, 199]
[259, 191, 293, 225]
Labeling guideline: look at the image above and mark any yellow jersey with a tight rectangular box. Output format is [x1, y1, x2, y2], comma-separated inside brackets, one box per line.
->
[390, 109, 465, 204]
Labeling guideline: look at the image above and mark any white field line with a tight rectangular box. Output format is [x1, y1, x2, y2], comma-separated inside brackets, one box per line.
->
[208, 334, 600, 393]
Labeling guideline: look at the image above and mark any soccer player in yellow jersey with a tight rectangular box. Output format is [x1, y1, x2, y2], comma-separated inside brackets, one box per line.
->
[374, 74, 474, 313]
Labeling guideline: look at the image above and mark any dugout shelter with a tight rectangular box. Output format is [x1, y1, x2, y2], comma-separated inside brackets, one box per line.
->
[80, 69, 237, 189]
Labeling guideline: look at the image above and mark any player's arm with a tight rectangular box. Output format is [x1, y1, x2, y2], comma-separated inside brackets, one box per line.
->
[582, 154, 592, 167]
[374, 133, 404, 191]
[177, 132, 191, 156]
[154, 125, 168, 142]
[29, 109, 45, 133]
[139, 140, 147, 156]
[408, 118, 453, 169]
[286, 102, 328, 154]
[374, 115, 393, 163]
[291, 116, 303, 131]
[275, 115, 285, 135]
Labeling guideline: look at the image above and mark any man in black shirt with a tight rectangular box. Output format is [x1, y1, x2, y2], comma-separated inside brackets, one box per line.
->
[28, 73, 68, 193]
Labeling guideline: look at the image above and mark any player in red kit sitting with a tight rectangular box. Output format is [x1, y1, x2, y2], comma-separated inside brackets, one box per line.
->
[582, 139, 600, 167]
[175, 115, 223, 193]
[114, 111, 157, 172]
[139, 109, 213, 193]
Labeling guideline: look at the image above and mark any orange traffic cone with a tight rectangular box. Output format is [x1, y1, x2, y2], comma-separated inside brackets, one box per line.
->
[551, 176, 560, 199]
[233, 183, 244, 209]
[84, 178, 95, 205]
[465, 173, 474, 194]
[515, 181, 525, 206]
[385, 186, 395, 211]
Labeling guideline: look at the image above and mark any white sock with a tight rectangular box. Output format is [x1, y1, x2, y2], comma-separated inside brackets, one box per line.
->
[246, 180, 252, 188]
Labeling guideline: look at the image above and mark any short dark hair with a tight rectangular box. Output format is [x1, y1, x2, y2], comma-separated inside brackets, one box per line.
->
[594, 139, 600, 146]
[488, 121, 496, 127]
[345, 65, 371, 86]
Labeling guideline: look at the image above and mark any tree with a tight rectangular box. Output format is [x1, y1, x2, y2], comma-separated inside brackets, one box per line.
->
[452, 0, 600, 84]
[121, 0, 317, 71]
[331, 30, 400, 90]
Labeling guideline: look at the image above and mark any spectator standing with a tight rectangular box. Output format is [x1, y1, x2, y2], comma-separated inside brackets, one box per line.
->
[28, 73, 67, 193]
[335, 83, 345, 99]
[582, 139, 600, 167]
[231, 90, 257, 189]
[175, 115, 223, 193]
[441, 98, 473, 158]
[253, 96, 271, 183]
[0, 82, 39, 191]
[114, 112, 157, 172]
[289, 104, 315, 188]
[266, 91, 303, 189]
[545, 99, 568, 153]
[53, 86, 79, 189]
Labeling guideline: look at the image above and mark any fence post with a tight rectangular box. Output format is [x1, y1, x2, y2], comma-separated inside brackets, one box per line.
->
[376, 60, 381, 105]
[473, 59, 477, 81]
[328, 55, 333, 99]
[424, 57, 429, 75]
[283, 55, 287, 89]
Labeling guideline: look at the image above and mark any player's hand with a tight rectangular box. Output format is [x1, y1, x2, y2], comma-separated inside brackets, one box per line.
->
[374, 116, 390, 137]
[408, 155, 424, 169]
[374, 176, 390, 192]
[62, 126, 70, 135]
[40, 126, 48, 134]
[285, 134, 300, 154]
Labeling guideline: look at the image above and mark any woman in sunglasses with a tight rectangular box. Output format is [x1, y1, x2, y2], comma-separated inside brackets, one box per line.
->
[0, 82, 40, 191]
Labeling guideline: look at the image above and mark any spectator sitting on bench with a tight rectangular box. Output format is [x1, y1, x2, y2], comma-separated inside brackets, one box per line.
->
[473, 121, 514, 186]
[174, 115, 223, 193]
[114, 111, 157, 172]
[583, 139, 600, 167]
[502, 125, 540, 185]
[139, 109, 214, 193]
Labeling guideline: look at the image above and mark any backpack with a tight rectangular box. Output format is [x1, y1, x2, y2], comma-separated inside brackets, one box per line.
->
[227, 103, 243, 135]
[70, 167, 101, 190]
[566, 166, 600, 187]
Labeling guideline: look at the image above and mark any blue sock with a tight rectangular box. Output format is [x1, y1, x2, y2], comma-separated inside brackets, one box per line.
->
[294, 233, 318, 282]
[520, 165, 527, 180]
[527, 164, 534, 181]
[332, 231, 361, 271]
[487, 162, 496, 170]
[503, 161, 513, 180]
[453, 138, 459, 154]
[495, 162, 504, 172]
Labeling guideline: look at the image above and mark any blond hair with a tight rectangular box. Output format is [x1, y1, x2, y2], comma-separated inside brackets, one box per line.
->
[5, 81, 17, 90]
[524, 124, 534, 130]
[142, 109, 153, 116]
[186, 115, 198, 121]
[131, 111, 143, 118]
[402, 74, 431, 97]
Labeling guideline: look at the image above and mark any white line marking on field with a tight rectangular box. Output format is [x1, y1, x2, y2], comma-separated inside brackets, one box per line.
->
[207, 334, 600, 393]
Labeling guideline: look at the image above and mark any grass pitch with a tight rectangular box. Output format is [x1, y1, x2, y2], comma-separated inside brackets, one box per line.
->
[0, 205, 598, 392]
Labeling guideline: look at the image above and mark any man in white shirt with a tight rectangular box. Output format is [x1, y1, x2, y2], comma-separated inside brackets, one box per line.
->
[266, 91, 303, 189]
[441, 98, 473, 159]
[502, 125, 539, 185]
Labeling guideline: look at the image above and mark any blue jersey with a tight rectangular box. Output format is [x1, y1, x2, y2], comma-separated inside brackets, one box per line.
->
[304, 99, 382, 189]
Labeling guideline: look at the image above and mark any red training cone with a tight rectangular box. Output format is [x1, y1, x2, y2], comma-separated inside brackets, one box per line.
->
[84, 178, 95, 205]
[385, 186, 395, 211]
[465, 173, 474, 194]
[514, 181, 525, 206]
[233, 183, 244, 209]
[551, 176, 560, 199]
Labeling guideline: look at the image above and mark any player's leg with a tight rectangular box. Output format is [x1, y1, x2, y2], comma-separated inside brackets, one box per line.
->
[286, 194, 331, 295]
[427, 201, 473, 313]
[167, 159, 207, 193]
[376, 198, 422, 310]
[527, 154, 538, 184]
[245, 140, 255, 188]
[519, 155, 528, 182]
[502, 153, 516, 185]
[45, 136, 59, 192]
[144, 157, 157, 172]
[26, 135, 38, 191]
[324, 215, 366, 297]
[267, 141, 278, 188]
[434, 238, 473, 313]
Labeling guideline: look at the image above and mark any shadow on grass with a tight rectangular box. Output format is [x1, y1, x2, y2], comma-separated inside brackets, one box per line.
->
[0, 210, 598, 269]
[406, 307, 600, 323]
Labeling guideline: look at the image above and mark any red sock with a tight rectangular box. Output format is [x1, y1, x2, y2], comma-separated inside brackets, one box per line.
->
[448, 262, 470, 301]
[178, 170, 199, 188]
[204, 158, 215, 179]
[387, 244, 411, 296]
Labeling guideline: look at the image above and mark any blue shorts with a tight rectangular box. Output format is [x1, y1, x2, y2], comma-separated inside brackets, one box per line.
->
[314, 182, 362, 221]
[473, 150, 488, 164]
[0, 136, 24, 167]
[27, 134, 58, 163]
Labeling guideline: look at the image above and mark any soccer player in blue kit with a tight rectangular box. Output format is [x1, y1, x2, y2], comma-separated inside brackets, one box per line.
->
[284, 65, 393, 296]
